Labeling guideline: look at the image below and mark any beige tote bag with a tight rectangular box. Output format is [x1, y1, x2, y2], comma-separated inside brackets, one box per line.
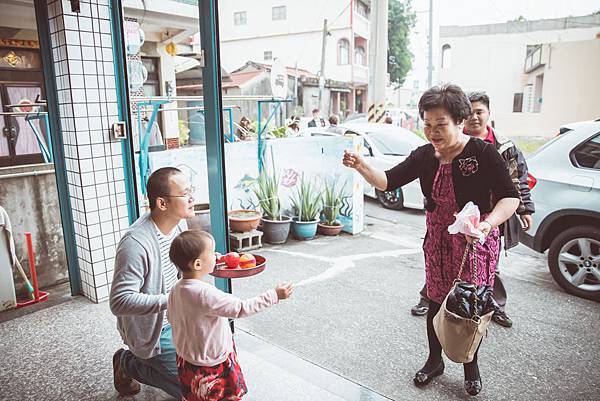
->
[433, 243, 494, 363]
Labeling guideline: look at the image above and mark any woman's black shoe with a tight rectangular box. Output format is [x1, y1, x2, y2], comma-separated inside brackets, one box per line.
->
[464, 379, 482, 396]
[413, 361, 444, 387]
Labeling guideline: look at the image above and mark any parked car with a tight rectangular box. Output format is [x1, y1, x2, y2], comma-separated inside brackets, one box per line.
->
[310, 122, 426, 210]
[519, 120, 600, 301]
[557, 118, 600, 136]
[344, 113, 367, 123]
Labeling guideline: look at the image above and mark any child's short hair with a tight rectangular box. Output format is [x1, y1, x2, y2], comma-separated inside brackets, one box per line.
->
[169, 230, 214, 272]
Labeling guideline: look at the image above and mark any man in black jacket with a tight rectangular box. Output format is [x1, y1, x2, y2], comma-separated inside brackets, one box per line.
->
[308, 108, 326, 127]
[410, 92, 534, 328]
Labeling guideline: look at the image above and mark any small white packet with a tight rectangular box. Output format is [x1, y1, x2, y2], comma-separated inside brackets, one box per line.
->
[448, 201, 485, 244]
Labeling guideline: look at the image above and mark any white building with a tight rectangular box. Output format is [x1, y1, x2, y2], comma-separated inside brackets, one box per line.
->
[437, 14, 600, 138]
[217, 0, 372, 117]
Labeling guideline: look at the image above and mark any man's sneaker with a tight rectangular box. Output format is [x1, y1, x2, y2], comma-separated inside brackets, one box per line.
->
[411, 298, 429, 316]
[492, 309, 513, 328]
[113, 349, 141, 396]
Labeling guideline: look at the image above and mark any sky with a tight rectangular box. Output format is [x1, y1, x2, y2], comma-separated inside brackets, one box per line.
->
[404, 0, 600, 89]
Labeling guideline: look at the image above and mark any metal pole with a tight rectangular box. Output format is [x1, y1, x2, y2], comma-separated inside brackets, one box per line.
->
[318, 18, 328, 113]
[368, 0, 388, 111]
[111, 0, 140, 223]
[198, 0, 231, 294]
[294, 61, 299, 108]
[427, 0, 433, 88]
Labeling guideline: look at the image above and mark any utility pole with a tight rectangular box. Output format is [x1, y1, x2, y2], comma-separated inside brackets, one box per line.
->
[427, 0, 433, 88]
[318, 19, 328, 113]
[368, 0, 388, 120]
[294, 61, 299, 108]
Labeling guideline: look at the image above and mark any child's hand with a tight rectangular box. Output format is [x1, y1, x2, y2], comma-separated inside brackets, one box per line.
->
[275, 283, 293, 300]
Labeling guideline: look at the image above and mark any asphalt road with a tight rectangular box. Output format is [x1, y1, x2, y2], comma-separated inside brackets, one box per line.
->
[233, 198, 600, 401]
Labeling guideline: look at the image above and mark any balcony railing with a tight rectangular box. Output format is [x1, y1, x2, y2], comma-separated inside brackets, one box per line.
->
[353, 64, 369, 84]
[353, 13, 370, 39]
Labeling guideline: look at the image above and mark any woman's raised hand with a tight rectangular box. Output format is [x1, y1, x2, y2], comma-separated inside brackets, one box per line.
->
[342, 150, 364, 170]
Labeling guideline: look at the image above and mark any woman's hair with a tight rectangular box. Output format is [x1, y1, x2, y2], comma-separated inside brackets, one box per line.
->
[418, 84, 472, 124]
[169, 230, 214, 272]
[329, 115, 339, 125]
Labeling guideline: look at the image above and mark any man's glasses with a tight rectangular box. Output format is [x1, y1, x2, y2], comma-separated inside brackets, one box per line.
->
[162, 186, 195, 199]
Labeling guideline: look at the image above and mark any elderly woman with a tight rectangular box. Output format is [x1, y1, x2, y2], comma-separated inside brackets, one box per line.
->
[343, 84, 519, 396]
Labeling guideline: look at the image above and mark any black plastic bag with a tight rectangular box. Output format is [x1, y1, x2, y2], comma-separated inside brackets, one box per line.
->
[446, 282, 495, 319]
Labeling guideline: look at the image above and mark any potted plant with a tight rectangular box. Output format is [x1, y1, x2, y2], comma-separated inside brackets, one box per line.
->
[318, 178, 346, 236]
[290, 174, 322, 240]
[228, 209, 261, 232]
[253, 168, 291, 244]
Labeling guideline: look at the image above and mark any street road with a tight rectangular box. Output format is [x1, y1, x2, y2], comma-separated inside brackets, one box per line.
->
[234, 199, 599, 401]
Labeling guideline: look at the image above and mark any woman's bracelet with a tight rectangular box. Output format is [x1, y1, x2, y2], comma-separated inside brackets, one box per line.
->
[481, 220, 494, 230]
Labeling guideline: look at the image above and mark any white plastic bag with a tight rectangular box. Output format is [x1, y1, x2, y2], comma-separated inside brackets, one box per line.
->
[448, 201, 485, 244]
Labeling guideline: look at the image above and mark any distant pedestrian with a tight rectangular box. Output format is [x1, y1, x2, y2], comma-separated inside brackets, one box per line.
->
[285, 115, 301, 137]
[326, 114, 344, 134]
[167, 230, 293, 401]
[384, 115, 393, 124]
[308, 108, 326, 127]
[236, 116, 254, 141]
[328, 114, 339, 127]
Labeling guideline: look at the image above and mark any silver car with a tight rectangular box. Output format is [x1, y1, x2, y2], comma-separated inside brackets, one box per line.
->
[520, 120, 600, 301]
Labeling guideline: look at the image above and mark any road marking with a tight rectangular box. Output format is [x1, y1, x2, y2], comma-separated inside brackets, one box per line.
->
[364, 231, 424, 249]
[269, 248, 421, 287]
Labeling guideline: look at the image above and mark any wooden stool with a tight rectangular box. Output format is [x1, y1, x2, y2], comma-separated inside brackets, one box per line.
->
[229, 229, 263, 252]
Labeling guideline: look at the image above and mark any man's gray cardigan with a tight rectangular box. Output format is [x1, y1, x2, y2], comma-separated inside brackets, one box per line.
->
[109, 212, 187, 359]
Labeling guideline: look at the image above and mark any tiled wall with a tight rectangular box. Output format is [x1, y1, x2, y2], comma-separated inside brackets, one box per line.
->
[47, 0, 129, 302]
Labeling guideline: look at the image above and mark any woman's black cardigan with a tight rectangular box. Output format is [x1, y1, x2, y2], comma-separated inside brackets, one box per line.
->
[385, 138, 519, 214]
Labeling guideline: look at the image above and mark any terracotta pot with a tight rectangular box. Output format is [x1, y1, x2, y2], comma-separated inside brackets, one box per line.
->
[317, 222, 343, 236]
[228, 210, 261, 232]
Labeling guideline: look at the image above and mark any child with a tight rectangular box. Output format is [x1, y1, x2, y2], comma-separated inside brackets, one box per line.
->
[167, 230, 293, 401]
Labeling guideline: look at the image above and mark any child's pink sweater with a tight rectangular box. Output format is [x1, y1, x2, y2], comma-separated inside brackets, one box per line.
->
[167, 278, 278, 366]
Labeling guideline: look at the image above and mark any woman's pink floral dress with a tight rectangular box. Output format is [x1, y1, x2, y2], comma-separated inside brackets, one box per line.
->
[423, 163, 500, 304]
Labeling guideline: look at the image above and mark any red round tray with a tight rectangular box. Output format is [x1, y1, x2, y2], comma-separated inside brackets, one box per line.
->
[210, 254, 266, 278]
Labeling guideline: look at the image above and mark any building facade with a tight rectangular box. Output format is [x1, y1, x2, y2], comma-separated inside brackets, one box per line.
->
[217, 0, 372, 117]
[437, 14, 600, 137]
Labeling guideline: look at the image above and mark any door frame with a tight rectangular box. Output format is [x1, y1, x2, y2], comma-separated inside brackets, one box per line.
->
[34, 0, 82, 295]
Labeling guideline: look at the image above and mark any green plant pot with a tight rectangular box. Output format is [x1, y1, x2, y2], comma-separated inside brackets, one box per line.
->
[291, 218, 319, 240]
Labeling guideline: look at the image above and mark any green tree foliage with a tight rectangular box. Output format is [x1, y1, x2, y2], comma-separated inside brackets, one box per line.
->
[388, 0, 416, 88]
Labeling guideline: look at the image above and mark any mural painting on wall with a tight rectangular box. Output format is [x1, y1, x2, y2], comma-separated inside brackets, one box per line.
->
[146, 136, 364, 234]
[233, 174, 259, 211]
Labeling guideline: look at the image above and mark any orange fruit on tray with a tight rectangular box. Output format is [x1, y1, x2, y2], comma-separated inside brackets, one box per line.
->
[239, 253, 257, 269]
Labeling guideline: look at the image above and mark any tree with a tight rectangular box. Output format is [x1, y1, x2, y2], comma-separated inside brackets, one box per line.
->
[388, 0, 416, 88]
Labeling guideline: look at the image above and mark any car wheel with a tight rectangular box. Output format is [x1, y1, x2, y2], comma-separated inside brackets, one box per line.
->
[548, 226, 600, 301]
[375, 188, 404, 210]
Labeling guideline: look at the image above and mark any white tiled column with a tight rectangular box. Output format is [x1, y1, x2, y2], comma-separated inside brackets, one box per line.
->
[47, 0, 130, 302]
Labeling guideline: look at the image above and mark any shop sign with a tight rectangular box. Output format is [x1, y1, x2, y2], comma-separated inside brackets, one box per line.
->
[270, 58, 288, 99]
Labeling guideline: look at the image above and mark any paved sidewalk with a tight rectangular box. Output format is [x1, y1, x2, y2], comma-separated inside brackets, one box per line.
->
[0, 295, 391, 401]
